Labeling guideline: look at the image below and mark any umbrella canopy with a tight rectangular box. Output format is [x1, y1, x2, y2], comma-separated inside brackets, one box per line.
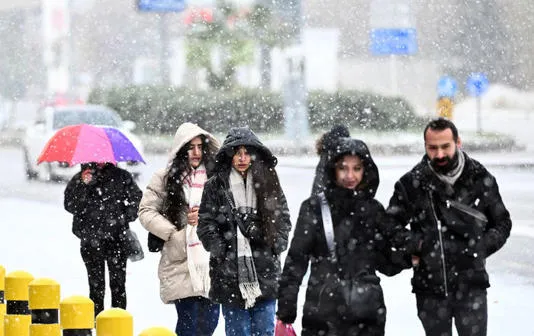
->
[37, 124, 145, 166]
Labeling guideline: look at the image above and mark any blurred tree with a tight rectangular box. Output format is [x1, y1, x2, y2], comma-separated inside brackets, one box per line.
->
[185, 0, 255, 90]
[248, 2, 294, 90]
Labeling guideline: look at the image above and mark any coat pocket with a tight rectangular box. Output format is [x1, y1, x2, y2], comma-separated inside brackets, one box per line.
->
[163, 230, 187, 262]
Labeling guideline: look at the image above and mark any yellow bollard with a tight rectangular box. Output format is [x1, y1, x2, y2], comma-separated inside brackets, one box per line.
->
[29, 278, 61, 336]
[96, 308, 133, 336]
[0, 265, 5, 336]
[4, 270, 34, 336]
[138, 326, 176, 335]
[60, 296, 94, 335]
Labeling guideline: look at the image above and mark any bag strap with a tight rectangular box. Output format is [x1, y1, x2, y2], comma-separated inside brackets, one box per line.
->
[318, 192, 337, 263]
[223, 189, 236, 211]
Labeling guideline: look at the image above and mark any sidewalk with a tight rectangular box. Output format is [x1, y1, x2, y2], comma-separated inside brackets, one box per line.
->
[278, 151, 534, 170]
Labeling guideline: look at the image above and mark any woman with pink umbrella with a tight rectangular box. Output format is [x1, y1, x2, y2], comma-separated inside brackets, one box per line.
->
[60, 124, 143, 317]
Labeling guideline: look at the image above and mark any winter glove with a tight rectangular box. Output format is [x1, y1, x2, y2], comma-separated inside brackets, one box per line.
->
[237, 212, 263, 242]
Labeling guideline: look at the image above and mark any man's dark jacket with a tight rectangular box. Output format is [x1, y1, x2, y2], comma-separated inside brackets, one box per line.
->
[197, 127, 292, 308]
[387, 152, 512, 296]
[64, 163, 142, 250]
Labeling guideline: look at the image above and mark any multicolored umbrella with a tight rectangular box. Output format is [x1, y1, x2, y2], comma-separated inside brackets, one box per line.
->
[37, 124, 145, 166]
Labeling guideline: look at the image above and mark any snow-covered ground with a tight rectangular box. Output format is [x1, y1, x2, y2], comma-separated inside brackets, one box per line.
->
[1, 159, 534, 335]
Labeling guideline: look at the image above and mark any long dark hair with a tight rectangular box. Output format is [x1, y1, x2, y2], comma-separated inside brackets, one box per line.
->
[164, 135, 212, 228]
[249, 156, 283, 248]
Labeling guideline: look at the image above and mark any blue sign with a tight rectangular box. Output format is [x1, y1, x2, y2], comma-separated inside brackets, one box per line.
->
[466, 73, 489, 97]
[437, 76, 457, 98]
[370, 28, 418, 56]
[138, 0, 186, 12]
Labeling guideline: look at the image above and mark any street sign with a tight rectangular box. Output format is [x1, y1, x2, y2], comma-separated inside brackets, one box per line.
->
[437, 97, 454, 119]
[138, 0, 186, 12]
[370, 28, 418, 56]
[437, 76, 457, 98]
[466, 73, 489, 97]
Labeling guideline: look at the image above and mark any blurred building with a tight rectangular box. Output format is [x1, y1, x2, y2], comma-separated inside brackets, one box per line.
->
[2, 0, 534, 113]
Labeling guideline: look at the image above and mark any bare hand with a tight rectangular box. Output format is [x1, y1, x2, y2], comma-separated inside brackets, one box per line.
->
[411, 240, 423, 267]
[187, 206, 199, 226]
[81, 169, 93, 184]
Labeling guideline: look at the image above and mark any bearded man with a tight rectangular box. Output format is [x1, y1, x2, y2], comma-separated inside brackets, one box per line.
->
[387, 117, 512, 336]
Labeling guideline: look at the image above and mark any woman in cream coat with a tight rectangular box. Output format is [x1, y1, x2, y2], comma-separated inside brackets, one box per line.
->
[139, 122, 220, 336]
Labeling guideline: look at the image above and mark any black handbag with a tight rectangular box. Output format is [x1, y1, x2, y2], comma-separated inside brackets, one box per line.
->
[316, 192, 385, 322]
[147, 232, 164, 252]
[126, 229, 145, 262]
[438, 198, 488, 238]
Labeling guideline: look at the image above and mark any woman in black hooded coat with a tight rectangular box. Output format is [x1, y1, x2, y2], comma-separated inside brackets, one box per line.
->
[277, 137, 411, 336]
[197, 127, 292, 336]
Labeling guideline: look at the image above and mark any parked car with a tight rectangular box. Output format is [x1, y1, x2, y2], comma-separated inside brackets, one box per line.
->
[22, 104, 145, 182]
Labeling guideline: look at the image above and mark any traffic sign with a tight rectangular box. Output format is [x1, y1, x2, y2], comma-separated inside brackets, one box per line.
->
[466, 73, 489, 97]
[138, 0, 186, 12]
[437, 76, 457, 98]
[437, 97, 454, 119]
[370, 28, 418, 56]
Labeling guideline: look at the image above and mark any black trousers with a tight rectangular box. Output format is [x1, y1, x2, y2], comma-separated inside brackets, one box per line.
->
[416, 288, 487, 336]
[302, 319, 385, 336]
[80, 238, 128, 317]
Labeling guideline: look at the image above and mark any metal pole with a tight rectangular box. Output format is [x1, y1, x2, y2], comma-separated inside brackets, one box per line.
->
[282, 0, 309, 141]
[476, 96, 482, 133]
[158, 13, 170, 85]
[389, 54, 398, 95]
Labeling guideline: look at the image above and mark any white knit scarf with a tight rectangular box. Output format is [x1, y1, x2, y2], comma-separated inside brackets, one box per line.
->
[182, 163, 211, 297]
[229, 168, 262, 308]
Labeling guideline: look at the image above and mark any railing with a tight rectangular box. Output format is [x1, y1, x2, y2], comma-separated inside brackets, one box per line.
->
[0, 265, 175, 336]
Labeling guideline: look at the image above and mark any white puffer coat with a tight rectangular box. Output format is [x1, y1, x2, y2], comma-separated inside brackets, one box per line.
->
[138, 123, 219, 303]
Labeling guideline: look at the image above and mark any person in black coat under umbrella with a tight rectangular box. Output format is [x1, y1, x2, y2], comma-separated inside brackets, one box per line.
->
[277, 137, 412, 336]
[64, 162, 142, 317]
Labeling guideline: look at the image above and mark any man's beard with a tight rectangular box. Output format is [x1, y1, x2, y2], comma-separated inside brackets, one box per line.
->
[431, 150, 459, 174]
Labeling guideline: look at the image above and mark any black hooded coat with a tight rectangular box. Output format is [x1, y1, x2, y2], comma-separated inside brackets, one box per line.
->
[277, 138, 410, 335]
[64, 163, 142, 251]
[197, 127, 292, 308]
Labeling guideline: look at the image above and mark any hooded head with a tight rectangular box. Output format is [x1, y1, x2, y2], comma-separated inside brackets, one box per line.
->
[167, 122, 220, 171]
[215, 127, 277, 172]
[324, 137, 379, 197]
[316, 125, 351, 155]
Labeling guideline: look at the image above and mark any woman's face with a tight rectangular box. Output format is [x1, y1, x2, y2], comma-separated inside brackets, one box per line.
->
[232, 146, 251, 175]
[187, 136, 203, 168]
[335, 154, 364, 190]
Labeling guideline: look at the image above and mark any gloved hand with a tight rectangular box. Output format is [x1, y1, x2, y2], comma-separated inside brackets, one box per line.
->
[237, 212, 263, 242]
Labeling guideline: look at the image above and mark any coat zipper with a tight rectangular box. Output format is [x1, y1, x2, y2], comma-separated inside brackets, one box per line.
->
[429, 192, 449, 297]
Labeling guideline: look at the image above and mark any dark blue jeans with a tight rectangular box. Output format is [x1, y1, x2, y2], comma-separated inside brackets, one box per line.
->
[222, 299, 276, 336]
[174, 296, 220, 336]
